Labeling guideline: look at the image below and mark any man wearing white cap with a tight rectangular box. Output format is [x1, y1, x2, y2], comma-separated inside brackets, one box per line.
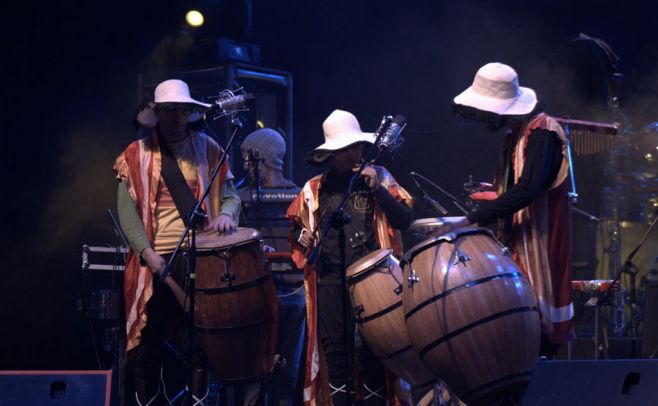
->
[240, 128, 297, 189]
[114, 79, 241, 405]
[239, 128, 305, 404]
[449, 62, 574, 357]
[287, 109, 414, 405]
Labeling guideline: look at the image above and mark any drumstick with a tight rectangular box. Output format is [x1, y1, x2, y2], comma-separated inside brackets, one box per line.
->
[164, 276, 190, 311]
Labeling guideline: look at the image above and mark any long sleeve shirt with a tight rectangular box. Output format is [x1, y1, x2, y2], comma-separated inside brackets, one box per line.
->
[117, 179, 241, 255]
[467, 128, 563, 226]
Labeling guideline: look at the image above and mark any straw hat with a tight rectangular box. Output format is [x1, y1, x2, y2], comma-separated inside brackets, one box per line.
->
[312, 109, 374, 152]
[454, 62, 537, 116]
[137, 79, 211, 127]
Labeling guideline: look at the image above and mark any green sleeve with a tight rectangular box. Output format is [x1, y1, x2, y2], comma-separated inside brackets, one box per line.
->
[219, 179, 242, 224]
[117, 180, 151, 254]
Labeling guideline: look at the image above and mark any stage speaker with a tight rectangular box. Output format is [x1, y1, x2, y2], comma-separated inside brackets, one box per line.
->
[522, 360, 658, 405]
[0, 370, 111, 406]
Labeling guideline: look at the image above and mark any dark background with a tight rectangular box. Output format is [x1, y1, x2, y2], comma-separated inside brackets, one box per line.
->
[3, 0, 658, 369]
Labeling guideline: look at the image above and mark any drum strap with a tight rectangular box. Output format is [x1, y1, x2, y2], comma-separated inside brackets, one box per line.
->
[158, 132, 205, 227]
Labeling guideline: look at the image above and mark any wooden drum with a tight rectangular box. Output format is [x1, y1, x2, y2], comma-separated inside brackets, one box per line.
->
[347, 249, 436, 388]
[194, 228, 278, 384]
[401, 228, 540, 405]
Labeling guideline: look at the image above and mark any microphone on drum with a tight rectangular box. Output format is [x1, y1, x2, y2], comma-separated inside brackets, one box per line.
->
[375, 115, 407, 153]
[206, 89, 255, 119]
[410, 172, 448, 215]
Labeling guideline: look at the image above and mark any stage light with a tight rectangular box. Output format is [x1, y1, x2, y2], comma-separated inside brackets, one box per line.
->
[185, 10, 205, 27]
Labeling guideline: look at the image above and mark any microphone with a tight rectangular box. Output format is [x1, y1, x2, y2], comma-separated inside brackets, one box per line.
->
[242, 148, 263, 169]
[410, 172, 448, 215]
[375, 114, 407, 152]
[206, 91, 255, 117]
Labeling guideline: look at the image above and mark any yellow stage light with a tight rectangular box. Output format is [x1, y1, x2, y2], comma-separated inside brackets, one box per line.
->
[185, 10, 204, 27]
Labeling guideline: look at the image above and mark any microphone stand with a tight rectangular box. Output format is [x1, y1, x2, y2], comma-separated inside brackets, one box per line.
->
[159, 113, 244, 396]
[410, 171, 469, 214]
[597, 212, 658, 358]
[306, 135, 387, 406]
[248, 149, 264, 231]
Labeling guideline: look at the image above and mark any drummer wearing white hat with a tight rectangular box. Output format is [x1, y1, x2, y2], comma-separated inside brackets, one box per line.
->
[114, 78, 241, 405]
[448, 62, 574, 357]
[287, 109, 414, 405]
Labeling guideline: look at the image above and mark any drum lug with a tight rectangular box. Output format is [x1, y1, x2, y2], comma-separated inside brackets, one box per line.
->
[353, 304, 364, 316]
[221, 272, 236, 285]
[394, 284, 403, 295]
[502, 246, 511, 257]
[408, 270, 420, 288]
[452, 249, 471, 266]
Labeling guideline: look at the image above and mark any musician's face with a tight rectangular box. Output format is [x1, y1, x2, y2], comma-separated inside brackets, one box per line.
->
[155, 103, 193, 136]
[333, 143, 364, 173]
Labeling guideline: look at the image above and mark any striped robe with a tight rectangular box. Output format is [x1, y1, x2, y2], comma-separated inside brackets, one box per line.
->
[498, 113, 574, 344]
[113, 130, 228, 352]
[286, 166, 413, 405]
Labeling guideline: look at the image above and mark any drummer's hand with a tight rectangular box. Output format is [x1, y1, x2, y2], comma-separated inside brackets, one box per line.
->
[355, 165, 380, 190]
[205, 213, 236, 234]
[141, 247, 166, 276]
[470, 191, 498, 201]
[297, 229, 316, 249]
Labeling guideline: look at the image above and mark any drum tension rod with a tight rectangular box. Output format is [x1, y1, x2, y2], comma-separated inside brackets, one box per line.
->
[218, 252, 236, 286]
[452, 249, 471, 266]
[408, 269, 420, 288]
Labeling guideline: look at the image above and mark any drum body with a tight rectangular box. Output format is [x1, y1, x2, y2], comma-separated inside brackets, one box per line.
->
[194, 228, 278, 383]
[402, 228, 540, 405]
[347, 249, 436, 388]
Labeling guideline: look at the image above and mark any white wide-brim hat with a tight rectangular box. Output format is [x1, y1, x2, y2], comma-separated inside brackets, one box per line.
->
[137, 79, 212, 128]
[312, 109, 375, 152]
[454, 62, 537, 116]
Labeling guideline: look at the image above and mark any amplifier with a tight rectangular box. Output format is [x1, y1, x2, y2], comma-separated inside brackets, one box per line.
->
[81, 245, 128, 272]
[266, 252, 302, 274]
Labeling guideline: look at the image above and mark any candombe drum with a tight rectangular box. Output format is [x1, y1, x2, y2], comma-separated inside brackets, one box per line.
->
[401, 228, 540, 405]
[347, 249, 436, 389]
[193, 228, 278, 383]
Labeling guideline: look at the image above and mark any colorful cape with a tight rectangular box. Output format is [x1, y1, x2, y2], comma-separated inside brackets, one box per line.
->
[113, 130, 228, 352]
[498, 113, 574, 344]
[286, 166, 413, 405]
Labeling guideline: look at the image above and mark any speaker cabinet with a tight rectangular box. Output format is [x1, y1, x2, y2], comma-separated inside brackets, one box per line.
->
[522, 360, 658, 405]
[0, 370, 111, 406]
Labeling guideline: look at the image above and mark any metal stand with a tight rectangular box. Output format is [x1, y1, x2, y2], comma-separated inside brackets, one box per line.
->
[247, 149, 264, 230]
[598, 213, 658, 358]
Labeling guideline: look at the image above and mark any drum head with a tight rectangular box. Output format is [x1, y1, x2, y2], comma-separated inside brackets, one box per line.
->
[408, 216, 466, 238]
[347, 249, 393, 280]
[402, 226, 493, 266]
[195, 227, 261, 251]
